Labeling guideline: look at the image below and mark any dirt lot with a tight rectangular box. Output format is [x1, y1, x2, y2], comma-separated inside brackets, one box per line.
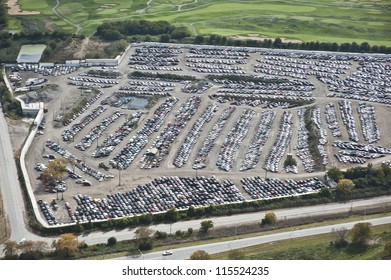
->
[7, 44, 391, 224]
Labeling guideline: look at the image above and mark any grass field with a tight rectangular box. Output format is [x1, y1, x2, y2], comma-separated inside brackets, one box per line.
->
[211, 224, 391, 260]
[8, 0, 391, 46]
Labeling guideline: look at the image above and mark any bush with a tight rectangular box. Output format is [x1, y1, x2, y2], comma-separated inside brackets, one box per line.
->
[107, 237, 117, 246]
[261, 212, 277, 226]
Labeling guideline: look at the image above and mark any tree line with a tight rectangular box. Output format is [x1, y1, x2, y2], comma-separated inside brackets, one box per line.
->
[94, 19, 391, 54]
[96, 20, 191, 41]
[328, 163, 391, 200]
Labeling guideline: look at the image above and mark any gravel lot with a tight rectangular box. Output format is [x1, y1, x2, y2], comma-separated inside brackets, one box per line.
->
[7, 43, 391, 225]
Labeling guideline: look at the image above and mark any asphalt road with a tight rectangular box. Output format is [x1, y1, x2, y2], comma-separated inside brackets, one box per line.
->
[74, 195, 391, 246]
[0, 107, 36, 244]
[116, 216, 391, 260]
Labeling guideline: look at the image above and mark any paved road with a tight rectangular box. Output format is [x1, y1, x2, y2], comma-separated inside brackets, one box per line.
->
[116, 216, 391, 260]
[75, 195, 391, 246]
[0, 108, 36, 244]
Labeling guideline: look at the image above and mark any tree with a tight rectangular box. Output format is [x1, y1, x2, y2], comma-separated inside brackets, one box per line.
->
[164, 207, 178, 223]
[41, 158, 67, 185]
[327, 167, 344, 182]
[262, 211, 277, 226]
[18, 240, 48, 260]
[187, 206, 196, 217]
[3, 241, 18, 257]
[200, 220, 214, 233]
[350, 222, 372, 246]
[336, 179, 355, 200]
[107, 237, 117, 246]
[383, 240, 391, 258]
[228, 249, 246, 260]
[134, 226, 153, 240]
[331, 227, 349, 248]
[52, 233, 79, 257]
[134, 226, 154, 250]
[190, 250, 210, 260]
[160, 34, 170, 43]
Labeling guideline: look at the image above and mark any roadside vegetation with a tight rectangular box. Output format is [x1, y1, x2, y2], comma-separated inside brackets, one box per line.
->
[2, 211, 390, 260]
[0, 74, 22, 119]
[211, 223, 391, 260]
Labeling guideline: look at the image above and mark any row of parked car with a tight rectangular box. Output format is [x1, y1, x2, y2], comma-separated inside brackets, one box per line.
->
[182, 80, 213, 94]
[92, 112, 142, 158]
[241, 176, 325, 200]
[357, 102, 380, 144]
[188, 47, 252, 59]
[296, 108, 316, 173]
[129, 46, 182, 67]
[264, 111, 293, 172]
[75, 110, 124, 151]
[14, 63, 79, 77]
[185, 58, 246, 65]
[45, 140, 110, 181]
[332, 140, 391, 164]
[125, 80, 176, 91]
[109, 97, 179, 170]
[256, 56, 349, 80]
[140, 96, 201, 169]
[69, 76, 119, 85]
[211, 77, 314, 108]
[211, 94, 299, 109]
[240, 110, 276, 171]
[130, 65, 182, 71]
[325, 103, 342, 137]
[37, 200, 59, 226]
[71, 176, 245, 221]
[62, 91, 103, 126]
[173, 103, 218, 168]
[216, 109, 255, 172]
[339, 100, 359, 142]
[193, 107, 236, 170]
[62, 106, 107, 141]
[312, 108, 328, 166]
[323, 61, 391, 105]
[186, 63, 245, 74]
[332, 140, 391, 154]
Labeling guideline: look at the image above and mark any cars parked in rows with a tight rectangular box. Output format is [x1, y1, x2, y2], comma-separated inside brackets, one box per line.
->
[75, 110, 124, 151]
[339, 100, 359, 142]
[325, 102, 341, 137]
[241, 176, 325, 200]
[264, 111, 293, 172]
[62, 106, 107, 141]
[216, 109, 255, 172]
[173, 103, 217, 168]
[71, 176, 245, 222]
[193, 106, 236, 170]
[141, 96, 201, 169]
[110, 97, 179, 170]
[357, 102, 380, 144]
[92, 112, 142, 158]
[240, 110, 276, 171]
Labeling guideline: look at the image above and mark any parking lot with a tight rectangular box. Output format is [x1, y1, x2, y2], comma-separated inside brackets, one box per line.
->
[9, 43, 390, 225]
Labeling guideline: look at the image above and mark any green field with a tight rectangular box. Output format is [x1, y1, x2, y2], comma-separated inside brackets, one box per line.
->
[9, 0, 391, 46]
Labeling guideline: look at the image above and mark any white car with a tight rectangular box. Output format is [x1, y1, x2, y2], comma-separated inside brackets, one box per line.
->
[162, 251, 172, 256]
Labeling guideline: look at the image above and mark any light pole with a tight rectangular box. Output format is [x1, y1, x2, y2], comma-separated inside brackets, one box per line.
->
[118, 167, 122, 186]
[138, 249, 144, 260]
